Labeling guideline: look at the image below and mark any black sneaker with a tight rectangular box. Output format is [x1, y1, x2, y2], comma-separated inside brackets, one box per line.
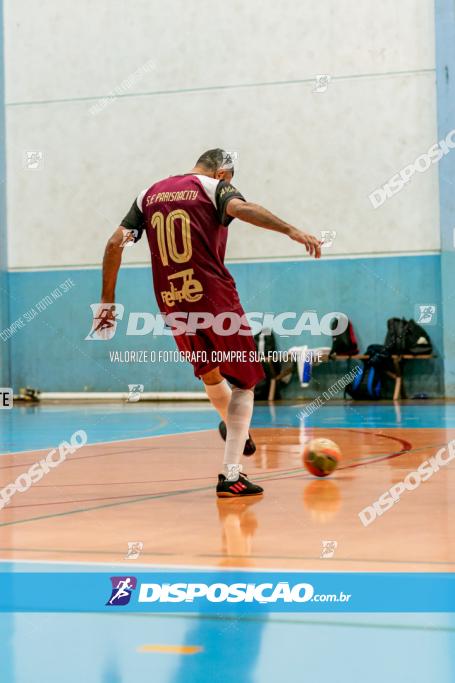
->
[216, 473, 264, 498]
[218, 421, 256, 456]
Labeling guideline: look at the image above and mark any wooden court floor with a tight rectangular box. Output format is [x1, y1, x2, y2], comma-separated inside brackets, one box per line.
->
[1, 424, 454, 571]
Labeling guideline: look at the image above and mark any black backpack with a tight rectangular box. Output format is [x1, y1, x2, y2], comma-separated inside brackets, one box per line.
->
[384, 318, 407, 354]
[344, 344, 392, 400]
[330, 316, 359, 356]
[385, 318, 432, 355]
[405, 319, 432, 355]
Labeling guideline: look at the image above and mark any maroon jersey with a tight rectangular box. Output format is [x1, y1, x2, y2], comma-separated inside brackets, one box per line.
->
[120, 173, 265, 388]
[122, 174, 245, 315]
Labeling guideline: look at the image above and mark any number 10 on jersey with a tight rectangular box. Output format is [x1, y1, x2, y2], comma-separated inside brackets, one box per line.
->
[151, 209, 192, 266]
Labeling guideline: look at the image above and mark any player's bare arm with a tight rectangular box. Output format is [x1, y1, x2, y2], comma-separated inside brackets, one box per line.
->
[226, 198, 322, 259]
[101, 226, 132, 303]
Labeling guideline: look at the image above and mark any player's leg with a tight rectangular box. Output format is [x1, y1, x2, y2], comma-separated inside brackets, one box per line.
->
[201, 368, 254, 470]
[202, 367, 231, 421]
[222, 384, 255, 481]
[217, 384, 263, 497]
[173, 327, 263, 496]
[216, 384, 263, 497]
[203, 368, 256, 455]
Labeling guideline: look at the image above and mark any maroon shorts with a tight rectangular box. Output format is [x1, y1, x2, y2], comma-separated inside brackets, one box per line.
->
[173, 324, 265, 390]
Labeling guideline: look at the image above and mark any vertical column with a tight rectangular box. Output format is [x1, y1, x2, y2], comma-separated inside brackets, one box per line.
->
[0, 0, 10, 387]
[435, 0, 455, 396]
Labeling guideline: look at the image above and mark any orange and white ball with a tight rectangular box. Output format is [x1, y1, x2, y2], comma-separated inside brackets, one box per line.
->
[303, 438, 342, 477]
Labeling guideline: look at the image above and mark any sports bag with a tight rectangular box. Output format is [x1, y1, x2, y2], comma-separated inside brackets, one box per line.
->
[344, 344, 392, 400]
[405, 319, 432, 355]
[385, 318, 432, 355]
[330, 317, 359, 356]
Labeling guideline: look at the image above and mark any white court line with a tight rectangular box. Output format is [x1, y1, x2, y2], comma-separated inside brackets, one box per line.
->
[0, 558, 358, 573]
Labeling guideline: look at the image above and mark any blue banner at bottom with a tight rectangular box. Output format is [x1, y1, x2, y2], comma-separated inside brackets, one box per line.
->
[1, 572, 455, 612]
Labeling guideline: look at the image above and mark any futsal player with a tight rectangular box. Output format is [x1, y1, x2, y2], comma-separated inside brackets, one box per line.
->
[99, 149, 321, 497]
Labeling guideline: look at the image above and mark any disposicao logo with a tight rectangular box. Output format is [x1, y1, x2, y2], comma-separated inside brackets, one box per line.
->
[137, 582, 315, 603]
[105, 578, 351, 607]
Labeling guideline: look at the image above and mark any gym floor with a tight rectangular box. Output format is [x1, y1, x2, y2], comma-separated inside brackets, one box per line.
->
[1, 400, 454, 682]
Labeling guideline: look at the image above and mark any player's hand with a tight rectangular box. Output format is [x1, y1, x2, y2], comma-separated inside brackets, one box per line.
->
[287, 228, 322, 258]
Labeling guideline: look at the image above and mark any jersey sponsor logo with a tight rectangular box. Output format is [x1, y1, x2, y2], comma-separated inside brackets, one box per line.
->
[146, 190, 199, 206]
[160, 269, 203, 307]
[218, 184, 237, 197]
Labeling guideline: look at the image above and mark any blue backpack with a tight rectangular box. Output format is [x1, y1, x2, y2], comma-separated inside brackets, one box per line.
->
[344, 344, 392, 400]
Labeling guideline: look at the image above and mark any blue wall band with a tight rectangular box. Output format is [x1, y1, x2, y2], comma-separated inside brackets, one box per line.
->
[7, 253, 443, 396]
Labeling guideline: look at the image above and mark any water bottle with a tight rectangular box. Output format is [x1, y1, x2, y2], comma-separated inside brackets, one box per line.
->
[302, 351, 312, 385]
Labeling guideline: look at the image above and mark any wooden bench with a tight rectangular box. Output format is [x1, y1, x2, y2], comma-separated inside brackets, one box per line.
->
[332, 354, 435, 400]
[267, 353, 435, 401]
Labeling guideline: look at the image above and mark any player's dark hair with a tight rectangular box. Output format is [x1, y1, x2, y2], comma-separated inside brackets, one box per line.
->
[196, 148, 227, 172]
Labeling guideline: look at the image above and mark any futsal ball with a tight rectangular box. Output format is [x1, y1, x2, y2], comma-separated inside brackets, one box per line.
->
[303, 438, 341, 477]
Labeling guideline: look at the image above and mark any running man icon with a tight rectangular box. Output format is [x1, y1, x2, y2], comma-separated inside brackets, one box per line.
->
[106, 576, 137, 606]
[89, 305, 118, 339]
